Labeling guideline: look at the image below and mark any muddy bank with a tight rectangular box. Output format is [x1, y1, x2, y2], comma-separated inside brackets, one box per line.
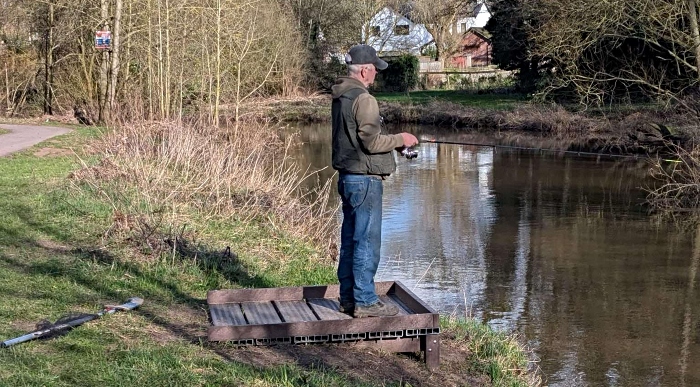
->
[242, 94, 699, 156]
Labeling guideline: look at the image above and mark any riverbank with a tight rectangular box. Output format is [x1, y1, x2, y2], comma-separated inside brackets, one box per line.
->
[242, 91, 699, 156]
[0, 121, 540, 386]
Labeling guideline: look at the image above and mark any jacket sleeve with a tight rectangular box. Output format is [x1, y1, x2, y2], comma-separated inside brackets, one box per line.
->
[353, 93, 404, 153]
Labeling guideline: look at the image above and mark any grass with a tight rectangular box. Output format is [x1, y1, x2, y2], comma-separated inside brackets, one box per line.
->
[442, 318, 541, 387]
[0, 121, 539, 386]
[374, 90, 527, 110]
[0, 128, 9, 135]
[0, 125, 344, 386]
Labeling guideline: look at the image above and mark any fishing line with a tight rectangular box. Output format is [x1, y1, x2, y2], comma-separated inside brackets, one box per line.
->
[418, 139, 645, 160]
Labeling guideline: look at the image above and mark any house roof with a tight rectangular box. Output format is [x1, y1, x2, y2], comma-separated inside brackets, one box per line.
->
[467, 27, 491, 40]
[462, 1, 490, 17]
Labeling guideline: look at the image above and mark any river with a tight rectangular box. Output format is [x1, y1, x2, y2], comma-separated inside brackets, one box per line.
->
[285, 123, 699, 386]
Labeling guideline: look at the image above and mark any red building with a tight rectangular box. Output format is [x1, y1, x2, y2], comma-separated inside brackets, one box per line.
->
[450, 27, 492, 68]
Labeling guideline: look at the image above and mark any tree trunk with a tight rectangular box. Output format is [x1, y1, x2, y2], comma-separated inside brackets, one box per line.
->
[689, 0, 700, 81]
[108, 0, 123, 116]
[214, 0, 221, 127]
[98, 0, 110, 123]
[4, 64, 10, 115]
[43, 2, 55, 115]
[157, 0, 165, 118]
[164, 0, 171, 118]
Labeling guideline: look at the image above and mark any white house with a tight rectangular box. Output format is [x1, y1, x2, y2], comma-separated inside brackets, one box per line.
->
[455, 1, 491, 34]
[362, 7, 434, 56]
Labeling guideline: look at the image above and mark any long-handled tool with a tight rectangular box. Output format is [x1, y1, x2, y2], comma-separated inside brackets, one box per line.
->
[1, 297, 143, 348]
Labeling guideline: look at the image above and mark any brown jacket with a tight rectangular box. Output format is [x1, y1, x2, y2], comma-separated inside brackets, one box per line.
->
[331, 77, 403, 175]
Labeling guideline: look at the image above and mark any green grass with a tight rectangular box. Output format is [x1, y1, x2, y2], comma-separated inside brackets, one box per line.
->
[0, 128, 9, 135]
[0, 124, 538, 386]
[374, 90, 527, 110]
[442, 318, 540, 387]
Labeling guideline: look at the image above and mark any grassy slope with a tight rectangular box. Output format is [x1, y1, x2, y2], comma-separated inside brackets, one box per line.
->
[0, 124, 537, 387]
[0, 126, 356, 387]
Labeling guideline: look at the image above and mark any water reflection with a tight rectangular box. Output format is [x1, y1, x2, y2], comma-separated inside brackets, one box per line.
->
[285, 123, 699, 386]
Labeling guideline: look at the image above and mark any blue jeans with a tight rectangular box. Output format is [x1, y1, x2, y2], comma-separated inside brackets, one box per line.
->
[337, 173, 383, 307]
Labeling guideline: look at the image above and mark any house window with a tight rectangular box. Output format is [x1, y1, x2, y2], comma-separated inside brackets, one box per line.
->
[370, 26, 380, 37]
[394, 25, 409, 35]
[461, 23, 467, 33]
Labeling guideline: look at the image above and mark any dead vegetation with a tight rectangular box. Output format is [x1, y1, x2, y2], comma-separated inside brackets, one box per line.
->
[69, 120, 338, 261]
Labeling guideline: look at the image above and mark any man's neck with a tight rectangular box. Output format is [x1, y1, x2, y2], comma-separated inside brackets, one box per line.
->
[348, 74, 369, 88]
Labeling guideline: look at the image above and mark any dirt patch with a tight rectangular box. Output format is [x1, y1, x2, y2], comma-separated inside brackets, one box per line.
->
[34, 147, 73, 158]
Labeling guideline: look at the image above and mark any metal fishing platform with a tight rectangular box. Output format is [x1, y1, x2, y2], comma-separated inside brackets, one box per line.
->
[207, 281, 440, 370]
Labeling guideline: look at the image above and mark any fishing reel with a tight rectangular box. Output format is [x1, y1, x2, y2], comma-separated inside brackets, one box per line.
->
[380, 116, 419, 160]
[400, 146, 418, 159]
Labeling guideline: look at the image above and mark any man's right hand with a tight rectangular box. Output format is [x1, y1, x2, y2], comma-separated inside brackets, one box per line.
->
[400, 132, 419, 147]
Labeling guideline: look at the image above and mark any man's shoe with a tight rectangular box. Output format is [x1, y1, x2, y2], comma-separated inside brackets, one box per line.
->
[338, 302, 355, 315]
[353, 301, 399, 318]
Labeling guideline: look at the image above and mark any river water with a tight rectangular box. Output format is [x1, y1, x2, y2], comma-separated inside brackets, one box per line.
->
[286, 123, 699, 386]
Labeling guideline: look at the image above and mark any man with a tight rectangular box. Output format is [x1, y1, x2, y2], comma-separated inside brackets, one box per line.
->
[331, 44, 419, 318]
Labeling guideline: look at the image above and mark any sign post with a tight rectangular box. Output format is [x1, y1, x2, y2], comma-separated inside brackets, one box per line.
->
[95, 30, 112, 50]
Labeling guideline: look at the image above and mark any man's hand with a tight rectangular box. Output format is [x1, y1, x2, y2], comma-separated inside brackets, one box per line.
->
[400, 132, 419, 147]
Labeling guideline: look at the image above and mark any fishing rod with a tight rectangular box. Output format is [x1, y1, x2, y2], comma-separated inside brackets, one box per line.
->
[417, 138, 645, 160]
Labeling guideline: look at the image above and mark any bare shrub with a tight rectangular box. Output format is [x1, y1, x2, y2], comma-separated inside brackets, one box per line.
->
[646, 142, 700, 216]
[71, 121, 338, 260]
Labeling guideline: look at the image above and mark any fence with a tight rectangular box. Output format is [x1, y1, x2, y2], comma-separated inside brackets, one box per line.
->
[419, 61, 443, 73]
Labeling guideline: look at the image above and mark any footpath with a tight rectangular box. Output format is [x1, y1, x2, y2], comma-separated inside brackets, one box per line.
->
[0, 124, 72, 157]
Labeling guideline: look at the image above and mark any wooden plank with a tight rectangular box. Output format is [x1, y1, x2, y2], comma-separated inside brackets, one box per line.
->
[241, 301, 282, 325]
[307, 298, 352, 321]
[275, 300, 318, 323]
[390, 281, 437, 315]
[208, 284, 342, 304]
[209, 303, 247, 326]
[207, 282, 397, 304]
[208, 313, 435, 342]
[379, 294, 413, 316]
[374, 281, 395, 296]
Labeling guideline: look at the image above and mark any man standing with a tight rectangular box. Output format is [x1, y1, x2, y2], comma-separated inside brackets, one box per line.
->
[331, 44, 419, 318]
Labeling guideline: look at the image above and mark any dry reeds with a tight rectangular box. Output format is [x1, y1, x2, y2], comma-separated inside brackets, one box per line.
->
[71, 120, 338, 259]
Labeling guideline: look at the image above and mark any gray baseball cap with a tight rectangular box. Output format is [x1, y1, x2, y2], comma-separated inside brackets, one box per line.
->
[344, 44, 388, 70]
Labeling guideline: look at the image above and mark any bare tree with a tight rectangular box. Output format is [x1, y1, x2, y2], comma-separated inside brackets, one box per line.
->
[412, 0, 475, 64]
[529, 0, 700, 110]
[1, 0, 307, 123]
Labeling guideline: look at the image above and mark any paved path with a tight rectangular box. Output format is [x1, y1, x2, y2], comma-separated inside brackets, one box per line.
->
[0, 124, 72, 157]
